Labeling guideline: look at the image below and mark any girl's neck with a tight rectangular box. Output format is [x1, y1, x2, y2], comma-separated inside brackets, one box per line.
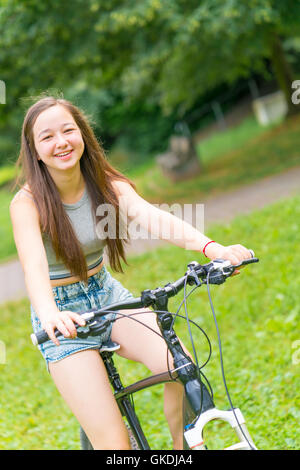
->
[53, 168, 85, 204]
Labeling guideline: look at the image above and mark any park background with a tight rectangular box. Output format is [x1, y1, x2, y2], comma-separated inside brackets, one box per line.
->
[0, 0, 299, 449]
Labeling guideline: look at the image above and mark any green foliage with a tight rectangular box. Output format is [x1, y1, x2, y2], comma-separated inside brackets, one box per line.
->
[0, 188, 18, 263]
[1, 0, 300, 164]
[0, 194, 299, 449]
[0, 165, 17, 187]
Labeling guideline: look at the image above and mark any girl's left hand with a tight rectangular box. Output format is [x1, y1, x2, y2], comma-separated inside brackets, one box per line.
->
[204, 243, 254, 275]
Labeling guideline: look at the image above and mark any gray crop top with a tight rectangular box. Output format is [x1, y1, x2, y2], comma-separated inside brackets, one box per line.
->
[14, 186, 105, 279]
[44, 187, 105, 279]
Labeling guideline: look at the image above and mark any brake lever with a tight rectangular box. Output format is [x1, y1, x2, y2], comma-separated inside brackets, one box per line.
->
[234, 257, 259, 269]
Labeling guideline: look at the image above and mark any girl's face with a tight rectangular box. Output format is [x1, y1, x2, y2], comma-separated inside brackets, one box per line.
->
[32, 104, 85, 174]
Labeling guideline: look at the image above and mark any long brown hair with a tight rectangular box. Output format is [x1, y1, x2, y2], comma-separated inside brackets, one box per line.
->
[14, 95, 135, 282]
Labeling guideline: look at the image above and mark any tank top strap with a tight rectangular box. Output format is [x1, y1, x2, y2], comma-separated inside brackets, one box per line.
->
[10, 188, 35, 206]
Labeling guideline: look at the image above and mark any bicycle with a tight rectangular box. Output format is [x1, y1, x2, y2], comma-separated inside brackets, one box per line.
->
[31, 254, 259, 450]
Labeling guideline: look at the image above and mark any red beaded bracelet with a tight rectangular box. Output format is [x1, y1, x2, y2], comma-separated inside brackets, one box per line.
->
[203, 240, 216, 257]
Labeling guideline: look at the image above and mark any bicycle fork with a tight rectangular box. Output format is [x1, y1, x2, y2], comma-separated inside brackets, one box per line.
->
[154, 304, 257, 450]
[180, 362, 257, 450]
[184, 407, 257, 450]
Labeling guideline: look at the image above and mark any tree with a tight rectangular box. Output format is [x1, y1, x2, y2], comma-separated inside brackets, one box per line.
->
[1, 0, 300, 164]
[2, 0, 300, 111]
[85, 0, 300, 115]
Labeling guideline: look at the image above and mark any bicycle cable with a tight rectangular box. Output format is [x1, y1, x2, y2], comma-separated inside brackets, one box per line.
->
[167, 275, 214, 414]
[93, 305, 213, 396]
[170, 277, 213, 371]
[206, 271, 255, 450]
[166, 276, 214, 396]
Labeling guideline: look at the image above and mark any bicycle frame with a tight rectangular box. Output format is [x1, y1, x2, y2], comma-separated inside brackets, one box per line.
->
[100, 290, 257, 450]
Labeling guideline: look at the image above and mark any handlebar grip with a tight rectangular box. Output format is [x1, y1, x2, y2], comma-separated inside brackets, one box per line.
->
[30, 310, 96, 346]
[31, 328, 61, 346]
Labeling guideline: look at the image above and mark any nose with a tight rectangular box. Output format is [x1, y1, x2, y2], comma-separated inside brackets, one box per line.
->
[55, 132, 68, 148]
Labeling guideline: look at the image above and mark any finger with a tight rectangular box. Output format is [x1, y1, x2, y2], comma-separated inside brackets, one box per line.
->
[56, 319, 73, 339]
[238, 245, 254, 259]
[232, 269, 240, 276]
[232, 245, 249, 260]
[227, 252, 240, 265]
[230, 245, 251, 263]
[68, 311, 86, 327]
[45, 325, 60, 346]
[60, 316, 78, 338]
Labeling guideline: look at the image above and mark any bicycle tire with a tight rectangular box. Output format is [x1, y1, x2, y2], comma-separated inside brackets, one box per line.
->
[125, 421, 140, 450]
[79, 426, 93, 450]
[79, 421, 139, 450]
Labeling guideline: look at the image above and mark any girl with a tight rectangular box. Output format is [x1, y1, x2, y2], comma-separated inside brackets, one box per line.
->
[10, 96, 252, 450]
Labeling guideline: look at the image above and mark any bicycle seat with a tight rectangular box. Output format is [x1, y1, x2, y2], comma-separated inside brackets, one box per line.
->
[99, 340, 120, 353]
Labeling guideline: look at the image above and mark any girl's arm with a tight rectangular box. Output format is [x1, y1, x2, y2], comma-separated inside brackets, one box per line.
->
[112, 180, 252, 265]
[10, 195, 85, 344]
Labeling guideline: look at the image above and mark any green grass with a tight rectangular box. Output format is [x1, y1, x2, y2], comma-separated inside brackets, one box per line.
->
[197, 115, 283, 166]
[0, 194, 299, 449]
[131, 113, 300, 203]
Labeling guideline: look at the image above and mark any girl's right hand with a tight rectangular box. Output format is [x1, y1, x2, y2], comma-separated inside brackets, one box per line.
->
[40, 309, 86, 346]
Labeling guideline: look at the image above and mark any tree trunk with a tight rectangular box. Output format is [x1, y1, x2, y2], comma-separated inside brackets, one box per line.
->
[269, 32, 299, 116]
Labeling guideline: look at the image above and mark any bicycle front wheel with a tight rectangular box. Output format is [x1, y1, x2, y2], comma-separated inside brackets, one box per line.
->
[79, 426, 93, 450]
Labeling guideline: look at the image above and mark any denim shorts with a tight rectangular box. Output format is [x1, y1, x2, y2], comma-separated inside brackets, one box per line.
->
[30, 266, 133, 371]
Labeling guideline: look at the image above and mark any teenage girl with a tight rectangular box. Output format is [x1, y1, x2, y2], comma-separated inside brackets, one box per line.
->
[10, 96, 253, 449]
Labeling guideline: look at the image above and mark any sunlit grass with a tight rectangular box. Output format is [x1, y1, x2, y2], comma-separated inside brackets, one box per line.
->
[0, 194, 299, 449]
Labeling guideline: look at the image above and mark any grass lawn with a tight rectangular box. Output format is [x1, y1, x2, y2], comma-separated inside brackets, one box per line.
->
[0, 194, 299, 450]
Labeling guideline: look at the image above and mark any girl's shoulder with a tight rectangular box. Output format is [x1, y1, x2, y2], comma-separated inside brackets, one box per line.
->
[10, 183, 35, 207]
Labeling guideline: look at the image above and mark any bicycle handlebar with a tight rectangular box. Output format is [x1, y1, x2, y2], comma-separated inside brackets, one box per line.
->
[31, 255, 259, 346]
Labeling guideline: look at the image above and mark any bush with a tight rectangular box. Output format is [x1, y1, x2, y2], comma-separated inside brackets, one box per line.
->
[0, 165, 17, 188]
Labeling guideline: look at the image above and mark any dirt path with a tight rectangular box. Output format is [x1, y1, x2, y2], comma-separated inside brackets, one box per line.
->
[1, 166, 299, 304]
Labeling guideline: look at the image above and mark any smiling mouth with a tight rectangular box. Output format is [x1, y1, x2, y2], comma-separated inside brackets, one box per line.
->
[54, 150, 73, 158]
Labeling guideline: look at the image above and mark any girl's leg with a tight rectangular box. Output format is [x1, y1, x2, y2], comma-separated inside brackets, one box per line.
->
[111, 308, 191, 450]
[49, 349, 130, 450]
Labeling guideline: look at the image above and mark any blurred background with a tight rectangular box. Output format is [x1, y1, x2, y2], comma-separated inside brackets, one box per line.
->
[0, 0, 299, 450]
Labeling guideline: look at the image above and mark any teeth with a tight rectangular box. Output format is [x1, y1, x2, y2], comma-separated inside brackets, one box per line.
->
[56, 151, 71, 157]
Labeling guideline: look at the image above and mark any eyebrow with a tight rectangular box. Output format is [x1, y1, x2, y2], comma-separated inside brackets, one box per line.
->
[38, 122, 75, 138]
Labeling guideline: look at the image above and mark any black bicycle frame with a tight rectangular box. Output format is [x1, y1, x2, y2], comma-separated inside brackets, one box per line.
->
[150, 287, 215, 416]
[101, 349, 151, 450]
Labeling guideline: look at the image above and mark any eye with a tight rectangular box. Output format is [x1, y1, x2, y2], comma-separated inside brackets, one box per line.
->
[64, 128, 75, 133]
[42, 135, 51, 141]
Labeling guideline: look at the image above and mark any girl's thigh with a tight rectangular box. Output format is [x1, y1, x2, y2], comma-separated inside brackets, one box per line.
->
[111, 308, 191, 374]
[48, 349, 129, 449]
